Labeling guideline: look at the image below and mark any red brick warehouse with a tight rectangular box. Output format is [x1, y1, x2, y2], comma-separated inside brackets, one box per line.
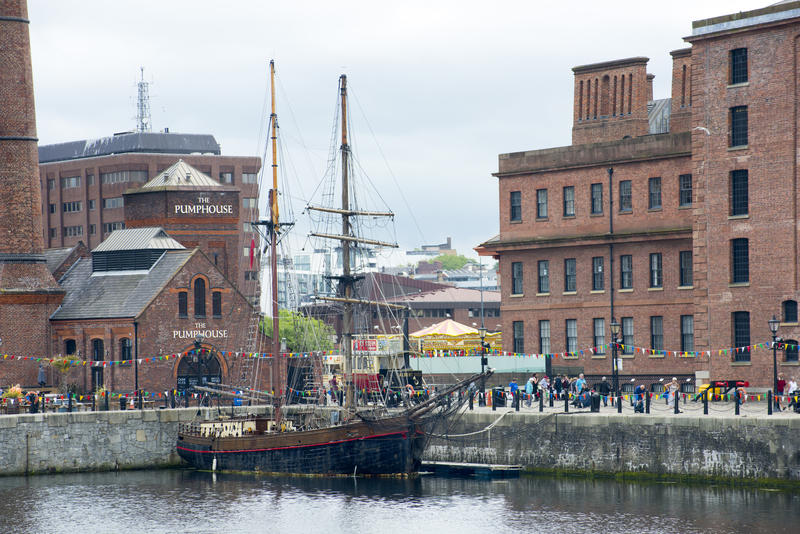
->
[478, 1, 800, 388]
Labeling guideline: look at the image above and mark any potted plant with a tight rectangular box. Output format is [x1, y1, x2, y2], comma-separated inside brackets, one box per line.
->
[2, 384, 23, 414]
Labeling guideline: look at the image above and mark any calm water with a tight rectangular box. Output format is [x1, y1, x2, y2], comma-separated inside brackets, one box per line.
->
[0, 469, 797, 534]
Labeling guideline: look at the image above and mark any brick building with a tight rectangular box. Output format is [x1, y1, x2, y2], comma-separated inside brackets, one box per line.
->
[38, 131, 261, 303]
[48, 227, 270, 394]
[479, 2, 800, 387]
[0, 0, 65, 388]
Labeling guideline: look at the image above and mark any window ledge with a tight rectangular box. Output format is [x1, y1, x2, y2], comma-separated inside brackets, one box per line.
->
[727, 82, 749, 88]
[591, 355, 607, 359]
[728, 145, 749, 152]
[729, 282, 750, 288]
[590, 213, 604, 217]
[590, 290, 605, 294]
[648, 287, 664, 291]
[510, 294, 524, 298]
[728, 214, 749, 220]
[562, 291, 577, 296]
[618, 288, 633, 293]
[618, 210, 633, 215]
[647, 207, 662, 212]
[781, 322, 798, 327]
[678, 205, 693, 210]
[562, 356, 579, 360]
[731, 361, 752, 366]
[779, 361, 800, 366]
[648, 354, 666, 359]
[535, 292, 550, 297]
[621, 354, 635, 359]
[536, 217, 549, 222]
[678, 285, 694, 290]
[509, 220, 523, 224]
[563, 214, 576, 219]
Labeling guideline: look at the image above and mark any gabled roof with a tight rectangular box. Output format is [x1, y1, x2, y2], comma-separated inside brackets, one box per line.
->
[51, 249, 194, 320]
[42, 246, 78, 273]
[92, 227, 185, 253]
[137, 159, 223, 190]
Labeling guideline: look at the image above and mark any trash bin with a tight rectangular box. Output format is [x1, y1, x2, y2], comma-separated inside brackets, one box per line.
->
[492, 387, 506, 407]
[590, 392, 601, 412]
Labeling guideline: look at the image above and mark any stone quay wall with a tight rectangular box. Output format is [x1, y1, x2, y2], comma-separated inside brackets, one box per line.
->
[2, 408, 799, 481]
[426, 411, 800, 482]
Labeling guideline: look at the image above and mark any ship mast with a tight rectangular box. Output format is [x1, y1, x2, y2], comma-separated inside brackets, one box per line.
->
[269, 60, 280, 366]
[339, 75, 355, 410]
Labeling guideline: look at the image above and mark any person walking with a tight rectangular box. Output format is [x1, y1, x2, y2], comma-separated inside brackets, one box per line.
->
[509, 378, 519, 406]
[525, 377, 534, 407]
[37, 363, 46, 388]
[666, 377, 681, 413]
[597, 376, 611, 407]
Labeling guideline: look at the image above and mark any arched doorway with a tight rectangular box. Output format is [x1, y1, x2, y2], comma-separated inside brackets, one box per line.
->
[176, 344, 222, 392]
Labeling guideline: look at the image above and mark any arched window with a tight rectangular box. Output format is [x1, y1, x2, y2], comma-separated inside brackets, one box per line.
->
[612, 76, 617, 115]
[178, 291, 188, 318]
[785, 339, 798, 362]
[578, 80, 584, 120]
[194, 278, 206, 317]
[65, 339, 77, 355]
[119, 338, 132, 361]
[212, 291, 222, 317]
[92, 338, 104, 361]
[783, 300, 798, 323]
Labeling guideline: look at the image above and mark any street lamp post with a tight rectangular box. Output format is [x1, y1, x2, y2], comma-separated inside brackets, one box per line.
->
[479, 326, 488, 406]
[609, 318, 621, 401]
[768, 315, 781, 410]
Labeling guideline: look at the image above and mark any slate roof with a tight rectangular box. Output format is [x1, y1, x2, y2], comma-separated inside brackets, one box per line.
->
[389, 286, 500, 307]
[51, 249, 194, 320]
[42, 246, 77, 274]
[137, 159, 223, 190]
[92, 227, 185, 253]
[38, 132, 220, 163]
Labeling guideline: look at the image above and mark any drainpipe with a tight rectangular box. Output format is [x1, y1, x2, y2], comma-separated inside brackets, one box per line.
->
[608, 167, 615, 325]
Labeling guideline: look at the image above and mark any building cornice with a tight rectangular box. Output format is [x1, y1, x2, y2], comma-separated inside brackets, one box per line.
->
[479, 227, 692, 251]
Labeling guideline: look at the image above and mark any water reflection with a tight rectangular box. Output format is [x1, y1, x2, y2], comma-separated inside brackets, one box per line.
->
[0, 470, 797, 533]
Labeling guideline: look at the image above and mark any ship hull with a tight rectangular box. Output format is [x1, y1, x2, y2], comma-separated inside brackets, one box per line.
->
[177, 415, 426, 475]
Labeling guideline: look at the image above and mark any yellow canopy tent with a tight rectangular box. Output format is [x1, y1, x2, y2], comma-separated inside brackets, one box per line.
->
[410, 319, 501, 354]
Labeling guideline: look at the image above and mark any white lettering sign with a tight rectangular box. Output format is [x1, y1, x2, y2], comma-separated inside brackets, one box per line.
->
[173, 329, 229, 339]
[174, 204, 233, 215]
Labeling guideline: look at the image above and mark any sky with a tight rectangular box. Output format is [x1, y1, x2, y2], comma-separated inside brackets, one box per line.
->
[28, 0, 760, 261]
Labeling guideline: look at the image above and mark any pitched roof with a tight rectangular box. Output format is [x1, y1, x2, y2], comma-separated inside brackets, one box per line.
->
[42, 246, 78, 274]
[51, 249, 194, 320]
[389, 286, 500, 306]
[38, 132, 220, 163]
[137, 159, 223, 190]
[92, 227, 185, 253]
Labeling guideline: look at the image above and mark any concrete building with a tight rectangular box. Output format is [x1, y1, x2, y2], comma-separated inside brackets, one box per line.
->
[479, 1, 800, 386]
[38, 131, 261, 303]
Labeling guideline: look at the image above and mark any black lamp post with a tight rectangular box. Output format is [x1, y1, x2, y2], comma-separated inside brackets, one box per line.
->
[609, 318, 621, 399]
[193, 334, 206, 391]
[768, 315, 780, 407]
[478, 326, 488, 396]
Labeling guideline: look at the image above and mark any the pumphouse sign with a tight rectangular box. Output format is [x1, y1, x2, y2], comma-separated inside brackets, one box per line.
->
[174, 195, 234, 215]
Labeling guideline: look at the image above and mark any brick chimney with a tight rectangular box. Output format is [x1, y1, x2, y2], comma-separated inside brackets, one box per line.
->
[571, 57, 651, 145]
[0, 1, 64, 364]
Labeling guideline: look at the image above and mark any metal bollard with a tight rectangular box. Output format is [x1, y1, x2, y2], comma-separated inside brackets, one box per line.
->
[138, 389, 143, 410]
[735, 390, 740, 416]
[539, 391, 544, 412]
[68, 393, 73, 413]
[104, 393, 109, 412]
[768, 390, 773, 415]
[469, 392, 474, 410]
[515, 392, 520, 412]
[492, 391, 496, 411]
[617, 394, 622, 413]
[564, 393, 569, 413]
[645, 392, 651, 414]
[549, 392, 554, 407]
[478, 392, 485, 407]
[674, 391, 679, 414]
[703, 390, 709, 415]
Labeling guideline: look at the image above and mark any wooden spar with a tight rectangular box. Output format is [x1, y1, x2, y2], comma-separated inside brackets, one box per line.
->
[308, 232, 397, 248]
[306, 205, 394, 218]
[269, 60, 282, 423]
[313, 295, 409, 310]
[193, 385, 270, 404]
[340, 74, 355, 411]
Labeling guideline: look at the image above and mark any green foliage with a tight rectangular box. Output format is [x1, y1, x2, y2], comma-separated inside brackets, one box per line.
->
[428, 254, 473, 271]
[260, 309, 336, 352]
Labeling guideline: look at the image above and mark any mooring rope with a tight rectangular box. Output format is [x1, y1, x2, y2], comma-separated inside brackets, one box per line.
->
[426, 409, 555, 438]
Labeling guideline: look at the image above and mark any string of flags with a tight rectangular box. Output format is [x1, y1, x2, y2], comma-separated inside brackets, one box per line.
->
[0, 341, 794, 367]
[414, 341, 793, 359]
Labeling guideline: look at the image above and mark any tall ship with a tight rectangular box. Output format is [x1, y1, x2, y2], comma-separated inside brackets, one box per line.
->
[177, 62, 490, 475]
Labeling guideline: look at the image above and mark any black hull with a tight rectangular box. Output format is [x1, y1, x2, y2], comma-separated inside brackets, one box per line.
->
[177, 420, 426, 476]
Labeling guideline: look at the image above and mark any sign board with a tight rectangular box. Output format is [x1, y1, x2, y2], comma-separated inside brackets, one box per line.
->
[352, 339, 378, 352]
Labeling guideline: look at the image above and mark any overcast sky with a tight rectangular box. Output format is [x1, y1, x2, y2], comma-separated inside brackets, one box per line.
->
[28, 0, 758, 260]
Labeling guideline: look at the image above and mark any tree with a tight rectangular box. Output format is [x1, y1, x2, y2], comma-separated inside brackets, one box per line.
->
[260, 310, 336, 352]
[428, 254, 472, 270]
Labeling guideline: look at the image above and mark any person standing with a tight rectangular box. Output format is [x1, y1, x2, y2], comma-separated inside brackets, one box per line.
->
[633, 383, 647, 413]
[666, 377, 681, 413]
[776, 373, 787, 411]
[508, 378, 518, 406]
[561, 375, 571, 400]
[37, 363, 46, 388]
[553, 375, 563, 399]
[597, 376, 611, 407]
[575, 373, 586, 395]
[539, 375, 550, 401]
[525, 377, 534, 407]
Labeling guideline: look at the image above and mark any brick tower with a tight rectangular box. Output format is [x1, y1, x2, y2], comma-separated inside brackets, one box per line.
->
[0, 1, 64, 372]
